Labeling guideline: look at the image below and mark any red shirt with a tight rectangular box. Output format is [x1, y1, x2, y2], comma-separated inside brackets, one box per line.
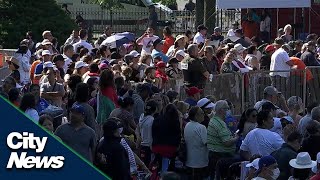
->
[242, 21, 259, 39]
[101, 86, 118, 107]
[290, 57, 313, 81]
[311, 174, 320, 180]
[162, 36, 174, 54]
[155, 69, 169, 83]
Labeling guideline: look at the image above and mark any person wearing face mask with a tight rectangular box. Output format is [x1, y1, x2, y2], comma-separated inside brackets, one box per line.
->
[95, 118, 131, 180]
[207, 100, 239, 179]
[271, 131, 302, 180]
[55, 104, 96, 162]
[252, 155, 280, 180]
[240, 111, 284, 161]
[197, 98, 215, 128]
[288, 152, 316, 180]
[184, 106, 209, 179]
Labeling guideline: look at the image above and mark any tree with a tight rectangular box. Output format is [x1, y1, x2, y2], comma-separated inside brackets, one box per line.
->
[204, 0, 216, 34]
[153, 0, 177, 8]
[0, 0, 77, 48]
[91, 0, 123, 10]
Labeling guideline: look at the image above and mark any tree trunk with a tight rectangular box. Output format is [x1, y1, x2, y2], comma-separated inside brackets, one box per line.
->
[204, 0, 216, 35]
[196, 0, 204, 27]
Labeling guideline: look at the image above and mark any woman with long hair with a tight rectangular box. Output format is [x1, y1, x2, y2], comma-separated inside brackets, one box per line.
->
[152, 104, 181, 172]
[96, 69, 118, 124]
[20, 93, 39, 122]
[237, 108, 258, 137]
[98, 45, 111, 62]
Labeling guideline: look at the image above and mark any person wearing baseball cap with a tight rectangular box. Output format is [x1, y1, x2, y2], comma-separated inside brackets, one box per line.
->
[260, 45, 276, 70]
[55, 103, 96, 163]
[254, 86, 281, 111]
[74, 61, 89, 76]
[184, 86, 202, 107]
[151, 38, 169, 63]
[155, 61, 169, 87]
[253, 155, 279, 180]
[52, 54, 65, 78]
[197, 97, 215, 127]
[95, 118, 131, 180]
[175, 49, 186, 62]
[210, 27, 224, 42]
[193, 24, 207, 44]
[6, 57, 20, 72]
[301, 41, 319, 66]
[246, 158, 260, 180]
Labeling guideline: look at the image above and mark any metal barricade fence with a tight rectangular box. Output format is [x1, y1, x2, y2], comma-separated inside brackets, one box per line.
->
[244, 69, 307, 112]
[304, 66, 320, 105]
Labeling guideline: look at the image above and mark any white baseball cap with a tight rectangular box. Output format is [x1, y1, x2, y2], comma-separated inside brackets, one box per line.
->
[312, 152, 320, 173]
[75, 61, 89, 69]
[246, 158, 260, 170]
[43, 61, 54, 69]
[234, 43, 247, 53]
[41, 39, 52, 46]
[176, 50, 186, 58]
[129, 50, 140, 58]
[197, 98, 215, 109]
[42, 50, 51, 56]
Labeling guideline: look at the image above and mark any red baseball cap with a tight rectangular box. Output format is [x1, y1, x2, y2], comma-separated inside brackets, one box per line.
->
[265, 45, 276, 52]
[186, 87, 202, 96]
[156, 61, 166, 68]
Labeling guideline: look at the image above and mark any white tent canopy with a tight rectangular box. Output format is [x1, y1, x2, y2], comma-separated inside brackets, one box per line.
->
[217, 0, 311, 9]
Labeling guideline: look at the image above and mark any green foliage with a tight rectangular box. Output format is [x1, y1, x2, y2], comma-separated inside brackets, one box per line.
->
[0, 0, 77, 48]
[153, 0, 177, 6]
[91, 0, 124, 10]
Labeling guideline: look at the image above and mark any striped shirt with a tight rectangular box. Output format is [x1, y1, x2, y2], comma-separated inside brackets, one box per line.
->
[207, 116, 235, 153]
[120, 138, 137, 174]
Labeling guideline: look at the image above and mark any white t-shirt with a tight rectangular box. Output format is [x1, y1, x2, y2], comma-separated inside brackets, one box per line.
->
[184, 121, 209, 168]
[260, 16, 271, 32]
[63, 54, 73, 73]
[193, 32, 205, 44]
[140, 35, 159, 55]
[73, 40, 93, 53]
[270, 48, 291, 77]
[240, 128, 284, 156]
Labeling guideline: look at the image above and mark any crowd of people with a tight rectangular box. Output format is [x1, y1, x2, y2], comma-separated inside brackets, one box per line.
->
[2, 8, 320, 179]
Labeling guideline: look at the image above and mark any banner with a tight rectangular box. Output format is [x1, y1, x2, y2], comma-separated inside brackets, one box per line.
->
[0, 97, 109, 179]
[217, 0, 311, 9]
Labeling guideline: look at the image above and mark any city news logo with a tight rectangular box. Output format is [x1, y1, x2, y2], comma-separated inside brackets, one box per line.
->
[6, 132, 65, 169]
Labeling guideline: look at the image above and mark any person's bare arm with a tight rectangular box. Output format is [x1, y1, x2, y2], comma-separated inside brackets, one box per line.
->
[198, 39, 210, 56]
[286, 60, 294, 66]
[133, 152, 151, 174]
[136, 33, 147, 44]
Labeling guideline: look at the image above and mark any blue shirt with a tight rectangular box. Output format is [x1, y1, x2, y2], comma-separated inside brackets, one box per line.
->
[184, 98, 197, 107]
[151, 49, 169, 63]
[36, 98, 49, 113]
[35, 62, 44, 75]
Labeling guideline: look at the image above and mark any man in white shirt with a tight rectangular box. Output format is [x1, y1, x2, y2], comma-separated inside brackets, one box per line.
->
[184, 106, 209, 179]
[64, 29, 80, 45]
[62, 44, 74, 73]
[73, 29, 93, 53]
[136, 27, 159, 56]
[240, 111, 284, 160]
[193, 24, 207, 44]
[227, 21, 239, 37]
[270, 38, 294, 93]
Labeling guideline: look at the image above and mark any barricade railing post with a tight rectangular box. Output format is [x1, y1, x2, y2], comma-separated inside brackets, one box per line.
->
[241, 72, 245, 114]
[303, 67, 307, 109]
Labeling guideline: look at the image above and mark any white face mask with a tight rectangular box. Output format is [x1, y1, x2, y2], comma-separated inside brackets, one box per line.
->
[118, 127, 123, 134]
[271, 168, 280, 180]
[208, 110, 215, 118]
